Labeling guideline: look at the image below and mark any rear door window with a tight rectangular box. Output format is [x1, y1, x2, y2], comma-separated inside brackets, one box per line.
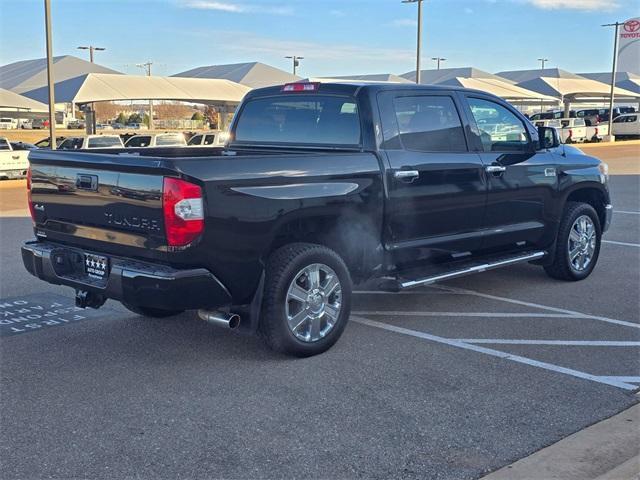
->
[392, 95, 467, 152]
[0, 138, 10, 150]
[234, 95, 361, 146]
[204, 134, 216, 145]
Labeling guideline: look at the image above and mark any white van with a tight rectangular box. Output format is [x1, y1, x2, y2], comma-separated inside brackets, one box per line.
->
[0, 118, 18, 130]
[611, 113, 640, 139]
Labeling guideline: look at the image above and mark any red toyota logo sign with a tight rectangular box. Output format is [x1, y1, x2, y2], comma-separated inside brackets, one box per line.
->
[624, 20, 640, 33]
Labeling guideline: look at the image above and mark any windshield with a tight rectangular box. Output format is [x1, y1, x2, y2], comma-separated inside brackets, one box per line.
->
[234, 95, 361, 147]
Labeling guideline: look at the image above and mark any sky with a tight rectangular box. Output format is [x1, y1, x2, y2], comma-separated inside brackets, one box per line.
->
[0, 0, 638, 78]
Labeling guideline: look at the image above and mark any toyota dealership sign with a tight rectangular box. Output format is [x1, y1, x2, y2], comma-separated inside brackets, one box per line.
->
[619, 17, 640, 74]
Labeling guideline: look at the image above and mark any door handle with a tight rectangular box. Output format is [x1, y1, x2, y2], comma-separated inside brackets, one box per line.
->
[394, 170, 419, 182]
[485, 165, 507, 174]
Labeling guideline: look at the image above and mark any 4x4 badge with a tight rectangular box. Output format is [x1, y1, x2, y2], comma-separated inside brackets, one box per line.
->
[545, 168, 556, 177]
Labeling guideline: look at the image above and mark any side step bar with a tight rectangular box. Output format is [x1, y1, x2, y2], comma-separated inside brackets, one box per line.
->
[390, 251, 546, 291]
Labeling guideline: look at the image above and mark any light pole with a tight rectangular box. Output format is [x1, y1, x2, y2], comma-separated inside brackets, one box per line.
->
[77, 46, 105, 130]
[537, 58, 548, 113]
[603, 22, 623, 142]
[537, 57, 548, 70]
[285, 56, 303, 76]
[44, 0, 56, 149]
[77, 45, 105, 63]
[402, 0, 424, 84]
[136, 61, 154, 130]
[432, 57, 446, 70]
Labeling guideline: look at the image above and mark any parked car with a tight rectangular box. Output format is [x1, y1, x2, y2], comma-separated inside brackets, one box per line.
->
[579, 107, 636, 124]
[23, 82, 612, 356]
[124, 133, 187, 148]
[535, 119, 587, 144]
[32, 118, 49, 129]
[585, 122, 608, 143]
[0, 118, 18, 130]
[58, 135, 124, 150]
[10, 141, 38, 150]
[112, 123, 125, 130]
[611, 113, 640, 139]
[66, 120, 86, 130]
[126, 123, 148, 130]
[187, 130, 228, 147]
[0, 136, 29, 179]
[18, 119, 33, 129]
[530, 110, 575, 121]
[558, 118, 588, 143]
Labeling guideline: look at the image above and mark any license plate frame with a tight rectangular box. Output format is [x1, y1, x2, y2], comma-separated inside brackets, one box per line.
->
[84, 253, 109, 280]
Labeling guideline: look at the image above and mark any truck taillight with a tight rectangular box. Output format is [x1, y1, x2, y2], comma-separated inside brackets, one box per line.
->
[26, 166, 35, 223]
[281, 82, 320, 92]
[162, 177, 204, 247]
[568, 129, 573, 138]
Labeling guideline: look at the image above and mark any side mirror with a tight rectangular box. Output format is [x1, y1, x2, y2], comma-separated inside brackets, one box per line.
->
[538, 126, 560, 149]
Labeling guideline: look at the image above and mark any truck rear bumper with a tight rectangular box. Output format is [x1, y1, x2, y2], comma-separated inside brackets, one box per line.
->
[21, 240, 232, 311]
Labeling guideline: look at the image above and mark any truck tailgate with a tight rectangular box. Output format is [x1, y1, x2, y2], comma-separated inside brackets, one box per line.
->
[28, 150, 179, 262]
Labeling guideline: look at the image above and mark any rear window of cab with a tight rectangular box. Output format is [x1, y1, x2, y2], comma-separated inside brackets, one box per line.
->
[234, 95, 361, 146]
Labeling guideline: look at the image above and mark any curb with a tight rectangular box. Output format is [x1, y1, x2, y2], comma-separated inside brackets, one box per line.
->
[481, 404, 640, 480]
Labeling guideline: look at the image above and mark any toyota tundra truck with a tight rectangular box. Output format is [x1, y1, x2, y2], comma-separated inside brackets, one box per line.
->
[22, 82, 612, 356]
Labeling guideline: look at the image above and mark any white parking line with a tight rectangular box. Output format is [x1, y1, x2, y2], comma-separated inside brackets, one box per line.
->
[353, 311, 581, 318]
[352, 316, 638, 391]
[598, 376, 640, 384]
[432, 285, 640, 330]
[603, 240, 640, 248]
[456, 339, 640, 346]
[614, 210, 640, 215]
[354, 290, 465, 295]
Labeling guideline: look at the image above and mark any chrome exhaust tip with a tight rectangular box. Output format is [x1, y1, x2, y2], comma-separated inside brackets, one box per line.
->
[198, 310, 241, 329]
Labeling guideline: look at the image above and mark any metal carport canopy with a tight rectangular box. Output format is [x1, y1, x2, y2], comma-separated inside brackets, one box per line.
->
[22, 73, 252, 105]
[515, 76, 640, 102]
[0, 87, 49, 111]
[437, 77, 558, 103]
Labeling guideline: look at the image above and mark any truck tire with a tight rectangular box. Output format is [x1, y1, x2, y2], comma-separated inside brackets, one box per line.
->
[123, 303, 184, 318]
[544, 202, 601, 281]
[260, 243, 352, 357]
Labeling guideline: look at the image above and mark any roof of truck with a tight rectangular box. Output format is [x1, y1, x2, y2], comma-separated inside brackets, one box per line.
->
[246, 82, 473, 98]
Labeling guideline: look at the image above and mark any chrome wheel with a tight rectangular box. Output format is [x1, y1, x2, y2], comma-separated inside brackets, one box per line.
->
[285, 263, 342, 343]
[568, 215, 596, 272]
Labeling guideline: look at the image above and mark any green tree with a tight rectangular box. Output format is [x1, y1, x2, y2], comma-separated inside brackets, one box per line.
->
[116, 112, 128, 125]
[127, 113, 143, 124]
[143, 113, 150, 127]
[191, 111, 204, 121]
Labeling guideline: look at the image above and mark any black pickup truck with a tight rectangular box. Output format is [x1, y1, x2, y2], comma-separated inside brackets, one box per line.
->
[23, 82, 612, 356]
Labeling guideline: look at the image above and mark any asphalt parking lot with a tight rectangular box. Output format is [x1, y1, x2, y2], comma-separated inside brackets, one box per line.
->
[0, 147, 638, 479]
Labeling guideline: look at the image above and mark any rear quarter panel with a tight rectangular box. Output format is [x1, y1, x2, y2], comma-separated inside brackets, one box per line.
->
[172, 152, 385, 303]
